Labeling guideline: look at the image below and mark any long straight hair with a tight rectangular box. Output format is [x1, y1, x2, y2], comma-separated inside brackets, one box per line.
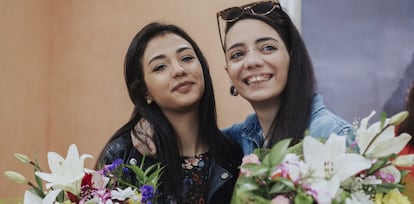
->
[398, 81, 414, 146]
[105, 22, 226, 198]
[224, 7, 317, 146]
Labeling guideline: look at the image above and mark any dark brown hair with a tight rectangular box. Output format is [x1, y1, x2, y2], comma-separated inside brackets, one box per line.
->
[224, 5, 316, 146]
[398, 81, 414, 145]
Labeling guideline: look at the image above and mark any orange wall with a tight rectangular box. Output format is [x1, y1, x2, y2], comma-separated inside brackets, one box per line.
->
[1, 0, 254, 199]
[0, 0, 50, 199]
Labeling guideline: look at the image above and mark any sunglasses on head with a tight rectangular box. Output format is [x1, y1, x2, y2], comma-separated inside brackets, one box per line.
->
[216, 1, 281, 51]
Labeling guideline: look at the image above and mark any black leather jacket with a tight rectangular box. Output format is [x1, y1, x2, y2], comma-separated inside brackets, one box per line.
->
[97, 130, 242, 204]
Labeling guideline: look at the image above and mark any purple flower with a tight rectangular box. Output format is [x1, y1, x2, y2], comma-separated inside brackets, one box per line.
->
[378, 171, 395, 183]
[103, 159, 124, 175]
[122, 167, 131, 175]
[109, 159, 124, 171]
[140, 184, 154, 203]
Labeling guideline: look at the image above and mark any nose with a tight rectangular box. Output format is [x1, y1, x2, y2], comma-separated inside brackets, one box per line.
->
[244, 48, 264, 69]
[172, 61, 187, 78]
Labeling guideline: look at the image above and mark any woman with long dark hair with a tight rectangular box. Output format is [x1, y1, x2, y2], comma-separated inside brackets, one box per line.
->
[216, 0, 352, 154]
[96, 22, 242, 203]
[132, 1, 353, 156]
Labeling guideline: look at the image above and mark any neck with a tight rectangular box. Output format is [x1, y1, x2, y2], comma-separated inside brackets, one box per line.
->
[251, 97, 281, 138]
[164, 109, 208, 157]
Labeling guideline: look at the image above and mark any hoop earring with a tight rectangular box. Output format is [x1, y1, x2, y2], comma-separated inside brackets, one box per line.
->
[230, 85, 239, 96]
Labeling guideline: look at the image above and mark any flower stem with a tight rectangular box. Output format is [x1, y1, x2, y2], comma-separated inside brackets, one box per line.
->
[362, 124, 390, 156]
[29, 161, 43, 172]
[28, 181, 46, 197]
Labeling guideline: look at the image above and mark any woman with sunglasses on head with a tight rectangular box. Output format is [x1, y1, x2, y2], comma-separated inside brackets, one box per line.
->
[215, 0, 353, 154]
[96, 22, 242, 203]
[132, 0, 353, 156]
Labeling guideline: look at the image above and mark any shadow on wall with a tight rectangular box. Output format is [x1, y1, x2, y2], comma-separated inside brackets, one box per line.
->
[303, 0, 414, 122]
[383, 54, 414, 116]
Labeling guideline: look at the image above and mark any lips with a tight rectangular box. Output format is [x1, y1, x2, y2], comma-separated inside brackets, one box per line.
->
[172, 81, 194, 92]
[243, 74, 273, 85]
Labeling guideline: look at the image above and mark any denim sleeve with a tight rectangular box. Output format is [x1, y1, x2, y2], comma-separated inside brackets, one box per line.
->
[222, 126, 236, 140]
[221, 122, 245, 145]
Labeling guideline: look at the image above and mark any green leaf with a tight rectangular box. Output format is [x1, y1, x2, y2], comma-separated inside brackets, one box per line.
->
[332, 190, 350, 204]
[269, 183, 293, 194]
[400, 170, 410, 179]
[238, 182, 260, 192]
[380, 112, 387, 129]
[241, 163, 269, 177]
[32, 159, 45, 197]
[231, 191, 270, 204]
[294, 191, 314, 204]
[253, 148, 270, 160]
[263, 139, 292, 169]
[367, 154, 396, 175]
[269, 177, 295, 194]
[126, 164, 146, 181]
[375, 183, 405, 193]
[146, 164, 164, 186]
[288, 140, 303, 156]
[127, 162, 164, 186]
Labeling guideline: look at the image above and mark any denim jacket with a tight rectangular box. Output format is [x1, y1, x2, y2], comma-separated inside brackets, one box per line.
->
[222, 94, 354, 155]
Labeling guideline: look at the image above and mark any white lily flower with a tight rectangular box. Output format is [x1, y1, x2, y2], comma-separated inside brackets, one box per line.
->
[304, 135, 371, 181]
[23, 190, 42, 204]
[111, 187, 137, 201]
[307, 176, 340, 204]
[35, 144, 93, 195]
[356, 111, 412, 158]
[23, 189, 62, 204]
[303, 135, 371, 203]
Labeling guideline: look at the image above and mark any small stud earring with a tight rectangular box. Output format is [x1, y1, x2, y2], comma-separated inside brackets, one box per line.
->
[146, 98, 152, 104]
[230, 85, 238, 96]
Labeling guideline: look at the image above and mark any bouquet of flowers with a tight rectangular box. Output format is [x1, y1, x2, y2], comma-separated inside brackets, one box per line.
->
[4, 144, 163, 204]
[231, 111, 414, 204]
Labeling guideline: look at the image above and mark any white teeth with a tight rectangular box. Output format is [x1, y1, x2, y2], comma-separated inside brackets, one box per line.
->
[246, 75, 271, 85]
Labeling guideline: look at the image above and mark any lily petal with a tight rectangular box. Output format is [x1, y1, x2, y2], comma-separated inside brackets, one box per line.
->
[34, 144, 92, 195]
[47, 152, 65, 175]
[334, 154, 371, 181]
[24, 190, 42, 204]
[42, 189, 62, 204]
[309, 176, 340, 204]
[325, 134, 346, 159]
[368, 133, 411, 158]
[356, 111, 376, 151]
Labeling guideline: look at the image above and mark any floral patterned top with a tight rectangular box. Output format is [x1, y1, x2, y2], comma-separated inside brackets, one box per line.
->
[180, 151, 211, 204]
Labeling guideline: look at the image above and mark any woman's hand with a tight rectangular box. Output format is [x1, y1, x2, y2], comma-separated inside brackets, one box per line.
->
[130, 118, 157, 157]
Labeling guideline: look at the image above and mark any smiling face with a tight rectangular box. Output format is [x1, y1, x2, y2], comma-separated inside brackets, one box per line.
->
[224, 19, 290, 106]
[142, 33, 205, 113]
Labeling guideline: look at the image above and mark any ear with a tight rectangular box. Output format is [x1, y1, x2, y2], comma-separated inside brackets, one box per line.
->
[224, 65, 229, 73]
[224, 66, 233, 83]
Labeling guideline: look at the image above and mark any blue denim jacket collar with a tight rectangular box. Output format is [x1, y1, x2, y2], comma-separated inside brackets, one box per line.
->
[240, 114, 263, 149]
[239, 93, 326, 149]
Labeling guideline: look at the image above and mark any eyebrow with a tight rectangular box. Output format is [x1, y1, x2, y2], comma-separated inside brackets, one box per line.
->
[147, 46, 193, 65]
[226, 37, 279, 53]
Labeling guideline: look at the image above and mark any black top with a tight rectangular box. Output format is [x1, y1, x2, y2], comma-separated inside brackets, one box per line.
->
[180, 152, 210, 203]
[97, 130, 243, 204]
